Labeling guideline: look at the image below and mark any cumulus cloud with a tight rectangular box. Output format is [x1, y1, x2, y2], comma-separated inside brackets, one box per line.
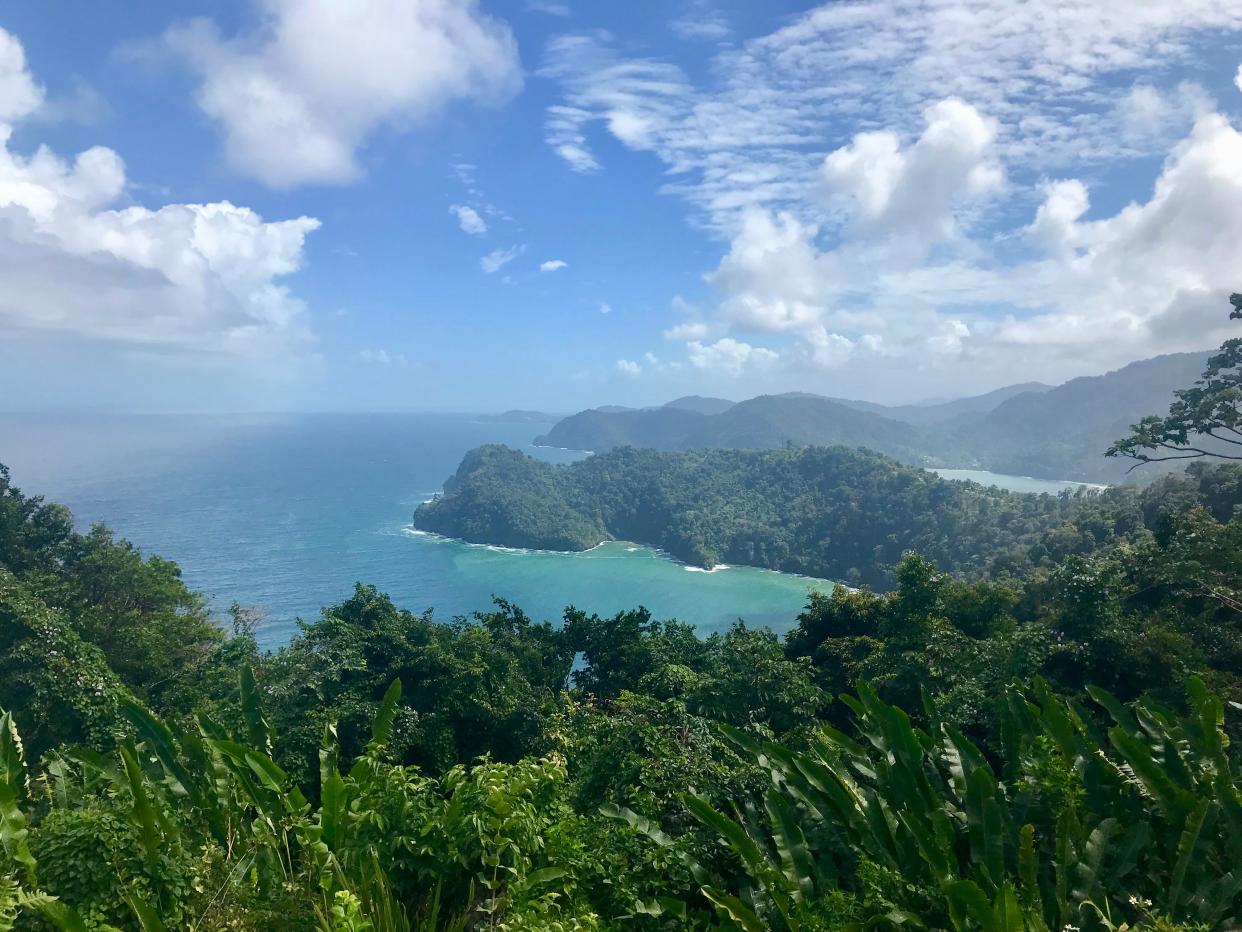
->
[450, 204, 487, 235]
[480, 244, 523, 273]
[162, 0, 522, 187]
[0, 30, 44, 122]
[697, 105, 1242, 383]
[598, 302, 612, 314]
[687, 338, 778, 376]
[615, 358, 641, 376]
[708, 209, 826, 334]
[540, 258, 568, 272]
[0, 27, 319, 356]
[822, 99, 1003, 243]
[992, 113, 1242, 356]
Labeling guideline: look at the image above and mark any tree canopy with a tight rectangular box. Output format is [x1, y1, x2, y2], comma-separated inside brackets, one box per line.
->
[1108, 293, 1242, 469]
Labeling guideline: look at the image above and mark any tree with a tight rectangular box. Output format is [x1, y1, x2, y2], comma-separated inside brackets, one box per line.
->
[1108, 293, 1242, 469]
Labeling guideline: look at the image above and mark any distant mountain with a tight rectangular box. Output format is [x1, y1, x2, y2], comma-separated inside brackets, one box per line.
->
[532, 351, 1214, 482]
[663, 395, 735, 415]
[837, 382, 1053, 426]
[477, 409, 558, 424]
[537, 392, 931, 464]
[952, 352, 1212, 482]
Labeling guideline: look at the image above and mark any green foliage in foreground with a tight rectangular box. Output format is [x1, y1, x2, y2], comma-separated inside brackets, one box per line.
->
[2, 426, 1242, 926]
[3, 670, 1240, 930]
[608, 678, 1242, 930]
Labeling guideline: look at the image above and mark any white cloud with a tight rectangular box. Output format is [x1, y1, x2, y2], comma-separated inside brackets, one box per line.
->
[358, 348, 407, 365]
[670, 1, 732, 41]
[615, 358, 641, 376]
[0, 28, 43, 122]
[0, 27, 319, 356]
[540, 258, 568, 272]
[1235, 63, 1242, 92]
[663, 321, 709, 340]
[537, 8, 1242, 393]
[163, 0, 522, 187]
[687, 338, 778, 376]
[708, 209, 826, 333]
[539, 34, 693, 175]
[30, 79, 111, 127]
[480, 244, 523, 273]
[822, 99, 1003, 243]
[699, 108, 1242, 384]
[450, 204, 487, 235]
[1115, 82, 1213, 152]
[991, 113, 1242, 357]
[541, 4, 1242, 234]
[598, 302, 612, 314]
[528, 1, 570, 15]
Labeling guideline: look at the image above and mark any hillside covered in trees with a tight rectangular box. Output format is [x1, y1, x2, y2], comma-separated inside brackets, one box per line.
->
[413, 442, 1242, 588]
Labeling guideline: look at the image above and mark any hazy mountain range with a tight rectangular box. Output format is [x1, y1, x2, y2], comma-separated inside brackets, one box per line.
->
[535, 352, 1211, 482]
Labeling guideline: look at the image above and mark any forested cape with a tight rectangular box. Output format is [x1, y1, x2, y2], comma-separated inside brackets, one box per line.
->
[2, 307, 1242, 929]
[413, 443, 1241, 589]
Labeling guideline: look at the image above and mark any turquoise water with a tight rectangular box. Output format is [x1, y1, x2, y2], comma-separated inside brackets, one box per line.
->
[931, 468, 1106, 494]
[0, 413, 832, 647]
[1, 413, 1101, 648]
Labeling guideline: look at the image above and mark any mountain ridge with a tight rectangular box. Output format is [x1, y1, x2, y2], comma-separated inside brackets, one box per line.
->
[535, 351, 1212, 482]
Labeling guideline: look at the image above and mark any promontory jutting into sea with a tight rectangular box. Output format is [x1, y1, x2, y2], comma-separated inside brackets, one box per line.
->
[2, 2, 1241, 927]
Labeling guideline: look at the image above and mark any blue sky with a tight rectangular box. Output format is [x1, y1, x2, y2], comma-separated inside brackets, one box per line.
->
[0, 0, 1240, 413]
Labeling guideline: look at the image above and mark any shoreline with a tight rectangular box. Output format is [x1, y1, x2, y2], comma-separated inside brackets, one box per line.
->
[401, 527, 839, 587]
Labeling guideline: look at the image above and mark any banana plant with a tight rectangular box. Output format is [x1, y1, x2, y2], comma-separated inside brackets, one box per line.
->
[604, 677, 1242, 930]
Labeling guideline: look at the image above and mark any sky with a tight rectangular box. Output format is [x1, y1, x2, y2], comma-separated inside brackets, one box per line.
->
[0, 0, 1240, 413]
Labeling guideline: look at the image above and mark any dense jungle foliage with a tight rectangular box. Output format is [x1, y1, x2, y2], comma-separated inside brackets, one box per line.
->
[413, 442, 1242, 588]
[2, 444, 1242, 929]
[4, 303, 1242, 930]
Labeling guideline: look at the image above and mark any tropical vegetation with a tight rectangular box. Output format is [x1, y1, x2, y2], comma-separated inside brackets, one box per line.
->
[1, 299, 1240, 928]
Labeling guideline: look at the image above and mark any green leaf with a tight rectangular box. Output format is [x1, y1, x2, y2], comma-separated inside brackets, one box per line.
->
[526, 867, 568, 886]
[29, 897, 89, 932]
[1168, 797, 1215, 914]
[319, 723, 345, 852]
[125, 889, 168, 932]
[0, 710, 36, 884]
[120, 743, 164, 894]
[700, 886, 767, 932]
[765, 786, 815, 901]
[239, 665, 275, 756]
[366, 679, 402, 757]
[945, 879, 992, 932]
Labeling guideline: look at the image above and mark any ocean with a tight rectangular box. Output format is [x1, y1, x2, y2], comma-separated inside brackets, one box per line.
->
[1, 413, 1102, 648]
[0, 412, 837, 647]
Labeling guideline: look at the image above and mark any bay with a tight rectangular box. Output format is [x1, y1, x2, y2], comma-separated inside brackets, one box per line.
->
[931, 467, 1107, 494]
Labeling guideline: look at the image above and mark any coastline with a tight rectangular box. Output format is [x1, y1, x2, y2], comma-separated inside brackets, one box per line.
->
[402, 526, 840, 588]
